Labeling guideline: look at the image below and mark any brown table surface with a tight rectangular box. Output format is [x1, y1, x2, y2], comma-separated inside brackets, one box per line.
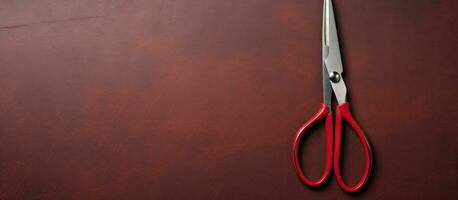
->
[1, 0, 457, 199]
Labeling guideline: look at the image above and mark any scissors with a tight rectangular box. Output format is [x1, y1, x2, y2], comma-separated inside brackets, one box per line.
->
[291, 0, 372, 193]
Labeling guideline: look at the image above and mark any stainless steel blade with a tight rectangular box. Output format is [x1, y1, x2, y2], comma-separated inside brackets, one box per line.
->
[323, 0, 347, 105]
[322, 0, 332, 108]
[323, 0, 343, 74]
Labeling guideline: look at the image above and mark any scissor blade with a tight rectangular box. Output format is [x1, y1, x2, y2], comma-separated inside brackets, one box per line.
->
[323, 0, 347, 105]
[321, 0, 332, 108]
[323, 0, 343, 74]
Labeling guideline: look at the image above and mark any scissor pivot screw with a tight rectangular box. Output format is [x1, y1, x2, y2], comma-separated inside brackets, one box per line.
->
[329, 71, 341, 83]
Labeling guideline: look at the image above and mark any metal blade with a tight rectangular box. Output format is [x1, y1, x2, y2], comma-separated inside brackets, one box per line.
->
[323, 0, 347, 105]
[323, 0, 343, 74]
[322, 0, 332, 108]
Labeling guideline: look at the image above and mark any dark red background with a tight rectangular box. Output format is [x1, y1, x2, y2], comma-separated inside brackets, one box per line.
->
[1, 0, 457, 199]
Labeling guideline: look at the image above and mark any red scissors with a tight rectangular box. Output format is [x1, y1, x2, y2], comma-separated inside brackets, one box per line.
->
[291, 0, 372, 193]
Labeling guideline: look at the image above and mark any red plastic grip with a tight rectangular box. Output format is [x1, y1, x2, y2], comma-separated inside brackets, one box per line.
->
[334, 102, 372, 193]
[292, 103, 333, 187]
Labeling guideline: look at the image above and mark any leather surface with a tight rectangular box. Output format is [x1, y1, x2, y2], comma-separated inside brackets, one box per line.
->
[0, 0, 457, 199]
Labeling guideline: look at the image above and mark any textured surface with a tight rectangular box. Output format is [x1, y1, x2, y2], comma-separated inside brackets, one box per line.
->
[0, 0, 457, 199]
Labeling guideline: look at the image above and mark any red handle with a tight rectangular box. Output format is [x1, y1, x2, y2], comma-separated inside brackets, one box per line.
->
[292, 103, 333, 187]
[334, 103, 372, 193]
